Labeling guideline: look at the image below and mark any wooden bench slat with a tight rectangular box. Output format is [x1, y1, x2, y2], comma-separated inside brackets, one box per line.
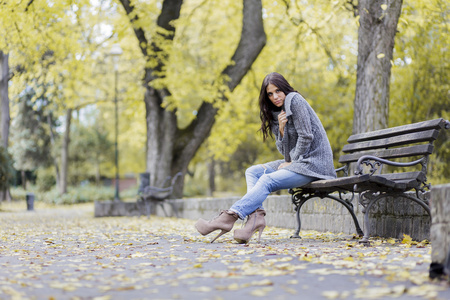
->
[304, 174, 370, 189]
[339, 144, 434, 164]
[394, 179, 421, 189]
[342, 130, 440, 153]
[347, 118, 446, 143]
[354, 176, 422, 192]
[372, 175, 394, 186]
[381, 171, 425, 182]
[368, 175, 422, 189]
[302, 172, 424, 191]
[354, 181, 403, 192]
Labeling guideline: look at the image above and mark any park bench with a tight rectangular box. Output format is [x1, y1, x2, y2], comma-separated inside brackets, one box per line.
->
[289, 118, 450, 245]
[137, 172, 182, 218]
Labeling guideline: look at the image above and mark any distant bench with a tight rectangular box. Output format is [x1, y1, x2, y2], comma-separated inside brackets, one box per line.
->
[289, 118, 450, 245]
[137, 172, 182, 218]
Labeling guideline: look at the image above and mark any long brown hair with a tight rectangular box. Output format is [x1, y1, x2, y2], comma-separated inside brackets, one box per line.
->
[259, 72, 296, 141]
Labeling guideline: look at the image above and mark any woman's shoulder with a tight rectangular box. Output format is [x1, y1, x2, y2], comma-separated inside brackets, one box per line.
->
[287, 93, 311, 112]
[290, 92, 308, 104]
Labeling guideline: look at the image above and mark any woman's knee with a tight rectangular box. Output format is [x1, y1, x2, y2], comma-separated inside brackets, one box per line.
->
[257, 173, 277, 192]
[245, 165, 264, 177]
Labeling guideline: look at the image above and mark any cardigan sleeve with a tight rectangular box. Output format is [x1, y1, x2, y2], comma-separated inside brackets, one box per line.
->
[288, 96, 314, 161]
[271, 122, 285, 156]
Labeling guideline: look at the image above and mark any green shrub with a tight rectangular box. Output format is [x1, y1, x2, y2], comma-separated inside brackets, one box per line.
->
[43, 185, 115, 204]
[0, 146, 14, 191]
[36, 168, 56, 192]
[10, 184, 140, 205]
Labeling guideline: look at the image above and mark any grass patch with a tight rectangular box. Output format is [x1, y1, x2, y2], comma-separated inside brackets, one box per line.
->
[9, 184, 139, 205]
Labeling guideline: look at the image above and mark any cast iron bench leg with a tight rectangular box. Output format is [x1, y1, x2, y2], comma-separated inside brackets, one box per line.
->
[169, 202, 179, 218]
[290, 194, 363, 239]
[291, 203, 303, 238]
[327, 194, 364, 236]
[147, 201, 152, 218]
[359, 193, 431, 245]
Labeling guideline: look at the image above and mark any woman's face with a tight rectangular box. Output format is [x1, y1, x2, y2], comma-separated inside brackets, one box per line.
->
[266, 83, 286, 108]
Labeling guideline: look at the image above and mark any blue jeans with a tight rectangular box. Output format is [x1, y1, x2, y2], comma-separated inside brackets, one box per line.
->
[229, 164, 315, 219]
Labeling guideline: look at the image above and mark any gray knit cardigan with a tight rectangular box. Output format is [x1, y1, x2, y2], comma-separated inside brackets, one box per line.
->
[265, 92, 337, 180]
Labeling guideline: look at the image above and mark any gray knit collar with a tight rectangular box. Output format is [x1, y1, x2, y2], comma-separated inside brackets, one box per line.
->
[271, 92, 299, 121]
[283, 92, 298, 117]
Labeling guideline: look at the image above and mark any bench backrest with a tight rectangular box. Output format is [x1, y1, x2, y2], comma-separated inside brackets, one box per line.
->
[338, 118, 449, 172]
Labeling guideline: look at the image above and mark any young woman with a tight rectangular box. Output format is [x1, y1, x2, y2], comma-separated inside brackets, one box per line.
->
[195, 72, 336, 243]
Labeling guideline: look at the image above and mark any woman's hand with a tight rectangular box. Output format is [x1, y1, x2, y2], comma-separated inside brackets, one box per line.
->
[278, 162, 292, 170]
[278, 110, 287, 137]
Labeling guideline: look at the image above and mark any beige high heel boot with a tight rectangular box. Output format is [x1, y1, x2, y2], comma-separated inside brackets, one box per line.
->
[195, 210, 239, 243]
[234, 209, 266, 244]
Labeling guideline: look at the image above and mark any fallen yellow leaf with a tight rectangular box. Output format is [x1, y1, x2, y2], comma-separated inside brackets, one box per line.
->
[322, 291, 340, 299]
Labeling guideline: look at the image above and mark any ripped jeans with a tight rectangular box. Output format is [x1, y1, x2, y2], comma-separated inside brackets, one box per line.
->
[229, 164, 315, 219]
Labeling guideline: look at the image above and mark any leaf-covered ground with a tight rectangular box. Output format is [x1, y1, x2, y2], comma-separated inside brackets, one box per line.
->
[0, 202, 448, 300]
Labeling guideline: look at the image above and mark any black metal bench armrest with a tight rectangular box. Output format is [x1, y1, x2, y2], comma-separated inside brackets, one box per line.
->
[139, 172, 183, 195]
[335, 165, 348, 176]
[158, 172, 183, 189]
[171, 172, 183, 186]
[141, 186, 172, 195]
[354, 155, 426, 175]
[444, 120, 450, 129]
[160, 176, 172, 188]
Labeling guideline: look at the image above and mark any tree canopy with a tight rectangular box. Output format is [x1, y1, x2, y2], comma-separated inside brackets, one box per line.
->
[1, 0, 448, 196]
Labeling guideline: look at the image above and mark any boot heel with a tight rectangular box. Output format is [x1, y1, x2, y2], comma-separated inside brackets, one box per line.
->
[195, 210, 239, 243]
[211, 229, 227, 243]
[257, 226, 265, 243]
[234, 209, 266, 244]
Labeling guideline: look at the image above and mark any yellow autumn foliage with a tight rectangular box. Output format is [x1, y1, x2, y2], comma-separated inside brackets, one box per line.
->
[1, 0, 448, 193]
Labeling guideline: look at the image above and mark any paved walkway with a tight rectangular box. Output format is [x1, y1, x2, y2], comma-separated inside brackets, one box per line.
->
[0, 202, 449, 300]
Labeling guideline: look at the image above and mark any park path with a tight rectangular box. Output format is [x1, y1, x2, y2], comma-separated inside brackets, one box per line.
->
[0, 202, 448, 300]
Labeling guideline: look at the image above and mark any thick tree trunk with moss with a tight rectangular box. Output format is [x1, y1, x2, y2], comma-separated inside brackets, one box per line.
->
[353, 0, 403, 134]
[121, 0, 266, 198]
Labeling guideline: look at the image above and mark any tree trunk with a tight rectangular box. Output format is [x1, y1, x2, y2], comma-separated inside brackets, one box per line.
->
[21, 170, 27, 191]
[207, 158, 215, 197]
[0, 51, 12, 201]
[47, 114, 60, 190]
[171, 0, 266, 197]
[121, 0, 266, 198]
[0, 51, 10, 149]
[60, 108, 72, 194]
[95, 159, 101, 186]
[353, 0, 403, 134]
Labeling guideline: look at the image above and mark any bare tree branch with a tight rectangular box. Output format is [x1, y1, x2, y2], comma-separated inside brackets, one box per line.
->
[25, 0, 34, 12]
[345, 0, 359, 17]
[175, 0, 266, 165]
[280, 1, 340, 73]
[118, 0, 150, 57]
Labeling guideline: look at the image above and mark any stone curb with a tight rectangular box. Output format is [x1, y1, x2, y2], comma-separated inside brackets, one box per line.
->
[95, 186, 440, 241]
